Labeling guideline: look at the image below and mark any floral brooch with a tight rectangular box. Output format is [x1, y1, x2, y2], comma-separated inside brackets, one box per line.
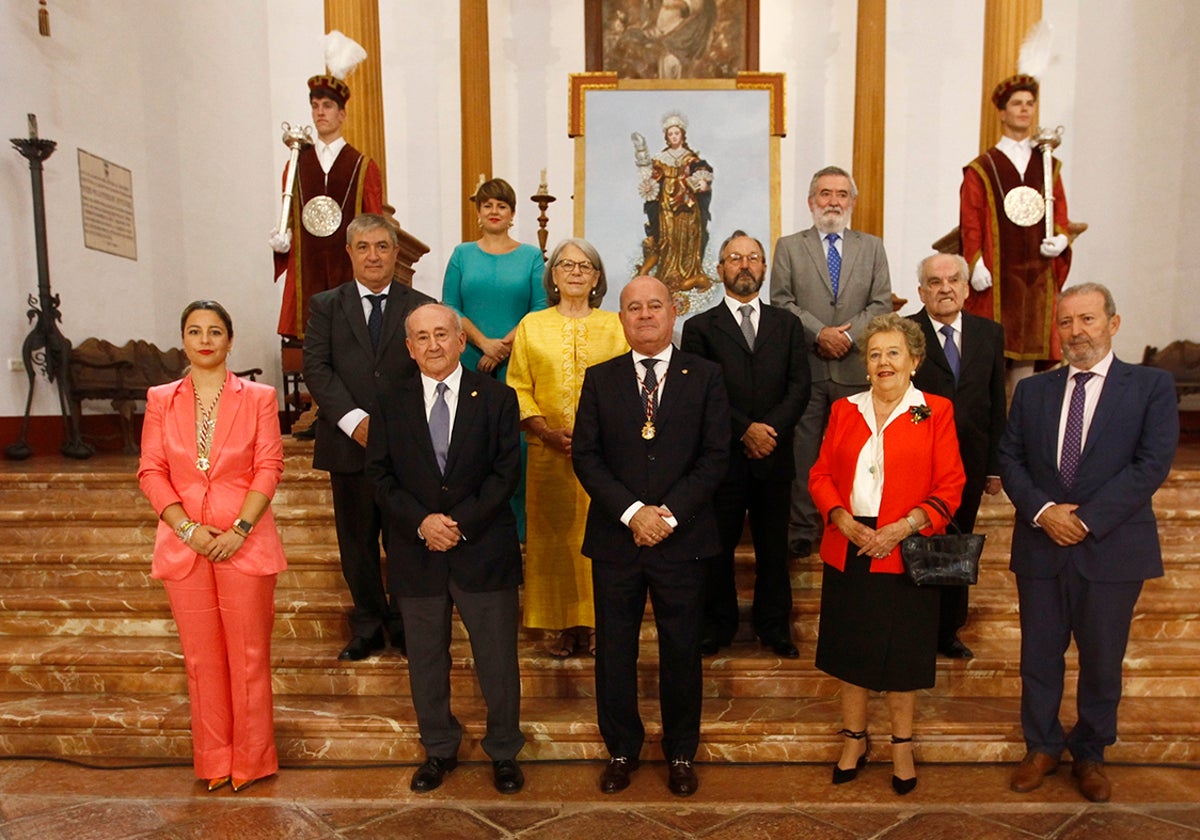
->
[909, 404, 932, 424]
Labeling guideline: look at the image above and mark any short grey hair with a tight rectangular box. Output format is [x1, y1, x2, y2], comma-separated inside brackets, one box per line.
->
[544, 238, 608, 307]
[857, 312, 926, 360]
[717, 229, 765, 262]
[916, 253, 969, 286]
[404, 302, 463, 337]
[808, 165, 859, 199]
[346, 213, 399, 247]
[1059, 282, 1116, 318]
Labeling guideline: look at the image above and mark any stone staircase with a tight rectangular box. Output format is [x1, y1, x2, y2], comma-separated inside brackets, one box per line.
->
[0, 440, 1198, 767]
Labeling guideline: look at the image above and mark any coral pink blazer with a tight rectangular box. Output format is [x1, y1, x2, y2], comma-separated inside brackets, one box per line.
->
[138, 371, 286, 580]
[809, 392, 965, 574]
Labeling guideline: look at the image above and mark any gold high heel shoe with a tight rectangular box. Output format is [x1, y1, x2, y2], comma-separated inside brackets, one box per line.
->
[207, 776, 230, 791]
[231, 776, 261, 792]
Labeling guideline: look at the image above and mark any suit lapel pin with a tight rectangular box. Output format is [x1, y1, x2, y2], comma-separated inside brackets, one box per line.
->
[471, 390, 478, 397]
[681, 368, 689, 374]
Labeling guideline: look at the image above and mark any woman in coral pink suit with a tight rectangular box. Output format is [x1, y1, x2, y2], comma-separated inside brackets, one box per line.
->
[138, 301, 286, 792]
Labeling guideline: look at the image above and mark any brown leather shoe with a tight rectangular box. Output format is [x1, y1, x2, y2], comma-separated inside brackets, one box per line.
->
[1010, 751, 1060, 792]
[1072, 760, 1111, 802]
[599, 756, 639, 794]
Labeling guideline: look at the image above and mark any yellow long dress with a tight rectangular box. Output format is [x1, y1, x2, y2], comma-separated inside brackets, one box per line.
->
[507, 307, 629, 629]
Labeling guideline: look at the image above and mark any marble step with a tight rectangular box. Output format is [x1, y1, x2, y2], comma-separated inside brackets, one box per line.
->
[2, 635, 1197, 701]
[2, 692, 1198, 766]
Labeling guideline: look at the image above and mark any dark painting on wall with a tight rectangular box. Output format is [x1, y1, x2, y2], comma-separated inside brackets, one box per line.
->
[585, 0, 759, 79]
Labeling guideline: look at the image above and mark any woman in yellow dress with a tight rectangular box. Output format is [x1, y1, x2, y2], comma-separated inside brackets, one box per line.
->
[507, 238, 629, 657]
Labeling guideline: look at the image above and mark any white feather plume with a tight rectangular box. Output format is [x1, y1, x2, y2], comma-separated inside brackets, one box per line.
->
[324, 30, 367, 81]
[1018, 20, 1055, 78]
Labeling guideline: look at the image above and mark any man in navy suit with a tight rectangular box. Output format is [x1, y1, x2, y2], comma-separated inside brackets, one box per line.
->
[910, 253, 1007, 659]
[365, 303, 525, 795]
[681, 230, 810, 658]
[999, 283, 1177, 802]
[303, 214, 434, 661]
[573, 276, 730, 797]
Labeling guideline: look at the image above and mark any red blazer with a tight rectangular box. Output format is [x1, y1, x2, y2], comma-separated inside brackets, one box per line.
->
[809, 391, 965, 574]
[138, 371, 286, 580]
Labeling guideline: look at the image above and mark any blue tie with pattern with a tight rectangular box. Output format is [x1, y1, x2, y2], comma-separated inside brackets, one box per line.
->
[826, 233, 841, 300]
[1059, 371, 1095, 489]
[940, 324, 961, 382]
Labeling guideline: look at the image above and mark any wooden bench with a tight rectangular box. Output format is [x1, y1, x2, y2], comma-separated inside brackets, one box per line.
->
[69, 338, 261, 454]
[1142, 340, 1200, 404]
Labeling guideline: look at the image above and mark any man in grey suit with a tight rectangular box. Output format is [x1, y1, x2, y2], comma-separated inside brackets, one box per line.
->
[769, 166, 893, 557]
[303, 214, 435, 661]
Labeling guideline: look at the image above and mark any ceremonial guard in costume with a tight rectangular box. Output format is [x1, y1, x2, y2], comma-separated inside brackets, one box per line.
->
[271, 31, 384, 340]
[960, 72, 1072, 376]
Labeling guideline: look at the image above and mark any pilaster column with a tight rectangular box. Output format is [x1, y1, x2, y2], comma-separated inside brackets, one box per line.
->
[459, 0, 493, 240]
[324, 0, 387, 200]
[851, 0, 885, 237]
[978, 0, 1042, 152]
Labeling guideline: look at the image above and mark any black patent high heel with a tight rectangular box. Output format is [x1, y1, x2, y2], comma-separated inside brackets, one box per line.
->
[891, 736, 917, 795]
[832, 728, 870, 784]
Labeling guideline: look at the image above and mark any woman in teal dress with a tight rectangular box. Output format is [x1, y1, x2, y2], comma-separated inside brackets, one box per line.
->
[442, 178, 548, 381]
[442, 177, 547, 538]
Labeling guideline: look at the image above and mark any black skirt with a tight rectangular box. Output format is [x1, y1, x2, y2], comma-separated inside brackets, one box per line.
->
[815, 518, 939, 692]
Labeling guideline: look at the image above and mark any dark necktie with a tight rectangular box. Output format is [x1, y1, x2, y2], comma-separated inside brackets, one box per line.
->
[366, 294, 387, 351]
[640, 358, 659, 417]
[430, 382, 450, 473]
[825, 233, 841, 299]
[738, 304, 756, 350]
[1059, 371, 1095, 489]
[940, 324, 961, 382]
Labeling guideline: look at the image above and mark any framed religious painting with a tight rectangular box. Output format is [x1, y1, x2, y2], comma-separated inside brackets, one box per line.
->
[569, 72, 784, 321]
[584, 0, 760, 79]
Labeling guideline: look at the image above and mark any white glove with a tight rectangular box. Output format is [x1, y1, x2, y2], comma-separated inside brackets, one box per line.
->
[1040, 233, 1068, 258]
[269, 228, 292, 254]
[970, 261, 993, 292]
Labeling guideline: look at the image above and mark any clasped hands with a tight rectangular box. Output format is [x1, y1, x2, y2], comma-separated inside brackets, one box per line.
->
[630, 505, 674, 547]
[1036, 503, 1088, 546]
[815, 323, 853, 360]
[187, 523, 245, 563]
[741, 422, 778, 459]
[831, 508, 909, 559]
[420, 513, 463, 552]
[477, 336, 513, 374]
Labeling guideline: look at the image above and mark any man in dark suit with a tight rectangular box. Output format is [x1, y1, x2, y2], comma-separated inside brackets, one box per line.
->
[769, 166, 893, 558]
[303, 213, 434, 661]
[573, 276, 730, 798]
[681, 230, 810, 658]
[999, 283, 1177, 803]
[909, 253, 1007, 659]
[365, 303, 525, 795]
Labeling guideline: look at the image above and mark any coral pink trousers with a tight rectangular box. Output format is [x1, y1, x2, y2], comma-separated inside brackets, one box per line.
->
[163, 557, 278, 781]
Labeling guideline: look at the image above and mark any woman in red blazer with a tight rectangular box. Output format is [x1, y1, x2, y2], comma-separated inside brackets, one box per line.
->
[137, 301, 286, 793]
[809, 313, 965, 796]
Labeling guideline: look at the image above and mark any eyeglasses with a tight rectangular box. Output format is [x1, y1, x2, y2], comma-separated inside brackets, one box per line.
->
[554, 259, 596, 274]
[722, 253, 763, 265]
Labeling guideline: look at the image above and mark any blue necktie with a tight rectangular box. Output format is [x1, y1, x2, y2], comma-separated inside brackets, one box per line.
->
[940, 324, 960, 382]
[825, 233, 841, 300]
[430, 382, 450, 473]
[1059, 371, 1095, 489]
[640, 358, 659, 417]
[366, 294, 387, 351]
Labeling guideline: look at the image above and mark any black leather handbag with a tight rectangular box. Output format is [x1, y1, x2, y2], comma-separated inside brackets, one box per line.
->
[900, 496, 984, 586]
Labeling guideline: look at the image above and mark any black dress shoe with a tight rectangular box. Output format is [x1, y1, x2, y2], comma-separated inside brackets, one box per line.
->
[492, 759, 524, 794]
[699, 636, 719, 657]
[599, 756, 639, 793]
[410, 756, 458, 792]
[760, 635, 800, 659]
[667, 757, 698, 797]
[939, 638, 974, 659]
[338, 630, 385, 661]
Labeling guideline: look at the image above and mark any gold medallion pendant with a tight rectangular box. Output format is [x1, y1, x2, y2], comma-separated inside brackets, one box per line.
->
[302, 195, 342, 237]
[641, 420, 656, 440]
[195, 456, 210, 472]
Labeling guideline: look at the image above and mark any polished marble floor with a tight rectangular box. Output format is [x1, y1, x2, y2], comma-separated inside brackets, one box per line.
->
[2, 758, 1199, 839]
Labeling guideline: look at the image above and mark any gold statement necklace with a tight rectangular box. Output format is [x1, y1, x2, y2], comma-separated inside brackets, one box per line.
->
[194, 381, 225, 472]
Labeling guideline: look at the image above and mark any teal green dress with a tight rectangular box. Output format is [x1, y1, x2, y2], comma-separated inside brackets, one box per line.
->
[442, 242, 548, 381]
[442, 240, 547, 539]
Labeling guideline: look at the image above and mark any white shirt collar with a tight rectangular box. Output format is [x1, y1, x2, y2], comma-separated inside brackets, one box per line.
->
[1067, 350, 1115, 382]
[421, 364, 464, 399]
[848, 383, 929, 434]
[928, 310, 963, 335]
[723, 295, 760, 320]
[997, 134, 1032, 156]
[631, 345, 673, 368]
[355, 279, 390, 299]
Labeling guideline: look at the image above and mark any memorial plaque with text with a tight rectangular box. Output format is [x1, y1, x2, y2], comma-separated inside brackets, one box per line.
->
[77, 149, 137, 260]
